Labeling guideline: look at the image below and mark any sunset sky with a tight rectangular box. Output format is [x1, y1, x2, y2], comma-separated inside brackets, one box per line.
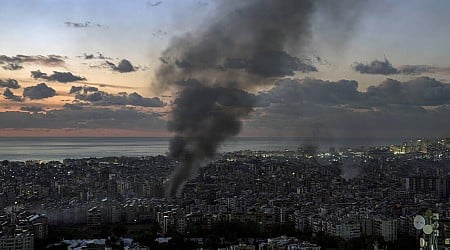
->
[1, 0, 450, 138]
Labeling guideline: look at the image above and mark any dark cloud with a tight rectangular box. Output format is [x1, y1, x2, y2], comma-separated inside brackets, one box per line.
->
[0, 107, 165, 131]
[69, 85, 99, 94]
[81, 52, 111, 60]
[0, 54, 65, 68]
[126, 92, 165, 107]
[258, 78, 361, 105]
[23, 83, 56, 99]
[31, 70, 86, 83]
[3, 88, 23, 102]
[156, 0, 370, 197]
[0, 79, 20, 89]
[250, 103, 450, 139]
[20, 106, 44, 113]
[83, 86, 99, 92]
[105, 59, 136, 73]
[365, 78, 402, 105]
[74, 90, 165, 107]
[2, 63, 23, 71]
[353, 58, 444, 76]
[247, 77, 450, 138]
[258, 77, 450, 109]
[353, 58, 398, 75]
[69, 86, 83, 94]
[85, 82, 137, 90]
[366, 77, 450, 106]
[224, 51, 317, 77]
[63, 103, 84, 110]
[30, 70, 47, 79]
[77, 91, 103, 102]
[398, 65, 435, 75]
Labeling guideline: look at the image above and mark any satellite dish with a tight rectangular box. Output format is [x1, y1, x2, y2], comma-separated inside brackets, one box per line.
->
[420, 238, 426, 248]
[414, 215, 426, 230]
[423, 225, 433, 235]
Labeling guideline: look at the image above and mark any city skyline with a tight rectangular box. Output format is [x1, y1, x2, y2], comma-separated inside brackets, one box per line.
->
[1, 139, 449, 249]
[1, 0, 450, 138]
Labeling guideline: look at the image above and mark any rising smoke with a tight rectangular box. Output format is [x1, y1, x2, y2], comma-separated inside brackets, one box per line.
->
[339, 157, 361, 180]
[155, 0, 369, 197]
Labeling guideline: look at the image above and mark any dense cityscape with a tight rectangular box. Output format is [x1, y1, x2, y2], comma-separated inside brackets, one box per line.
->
[1, 138, 450, 249]
[3, 0, 450, 249]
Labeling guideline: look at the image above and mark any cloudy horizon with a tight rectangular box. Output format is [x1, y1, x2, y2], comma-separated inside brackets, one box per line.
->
[1, 0, 450, 139]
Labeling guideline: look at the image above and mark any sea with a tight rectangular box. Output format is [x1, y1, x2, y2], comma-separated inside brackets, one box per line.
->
[0, 137, 406, 161]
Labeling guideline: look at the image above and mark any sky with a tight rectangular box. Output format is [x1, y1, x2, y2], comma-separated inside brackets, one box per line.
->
[1, 0, 450, 139]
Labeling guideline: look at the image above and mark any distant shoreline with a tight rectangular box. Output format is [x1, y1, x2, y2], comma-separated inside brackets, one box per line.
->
[0, 136, 416, 142]
[0, 137, 436, 162]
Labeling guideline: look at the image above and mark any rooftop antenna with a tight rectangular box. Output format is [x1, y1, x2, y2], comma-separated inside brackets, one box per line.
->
[414, 211, 439, 250]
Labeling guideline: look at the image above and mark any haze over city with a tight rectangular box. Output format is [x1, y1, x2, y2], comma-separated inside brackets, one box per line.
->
[2, 1, 450, 249]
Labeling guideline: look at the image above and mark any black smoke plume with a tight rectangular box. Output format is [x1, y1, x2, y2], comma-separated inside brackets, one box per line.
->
[156, 0, 367, 196]
[166, 83, 255, 196]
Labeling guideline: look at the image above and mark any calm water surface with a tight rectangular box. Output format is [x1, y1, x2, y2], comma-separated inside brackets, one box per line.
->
[0, 137, 405, 161]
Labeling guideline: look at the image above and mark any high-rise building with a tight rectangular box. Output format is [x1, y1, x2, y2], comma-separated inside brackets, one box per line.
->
[333, 223, 361, 240]
[0, 233, 34, 250]
[87, 206, 102, 230]
[374, 218, 398, 242]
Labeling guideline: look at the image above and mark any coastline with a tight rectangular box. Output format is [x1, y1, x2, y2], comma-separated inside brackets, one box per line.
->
[0, 136, 412, 162]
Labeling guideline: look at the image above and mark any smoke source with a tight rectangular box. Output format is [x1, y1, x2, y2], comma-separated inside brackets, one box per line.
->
[339, 157, 361, 180]
[155, 0, 368, 197]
